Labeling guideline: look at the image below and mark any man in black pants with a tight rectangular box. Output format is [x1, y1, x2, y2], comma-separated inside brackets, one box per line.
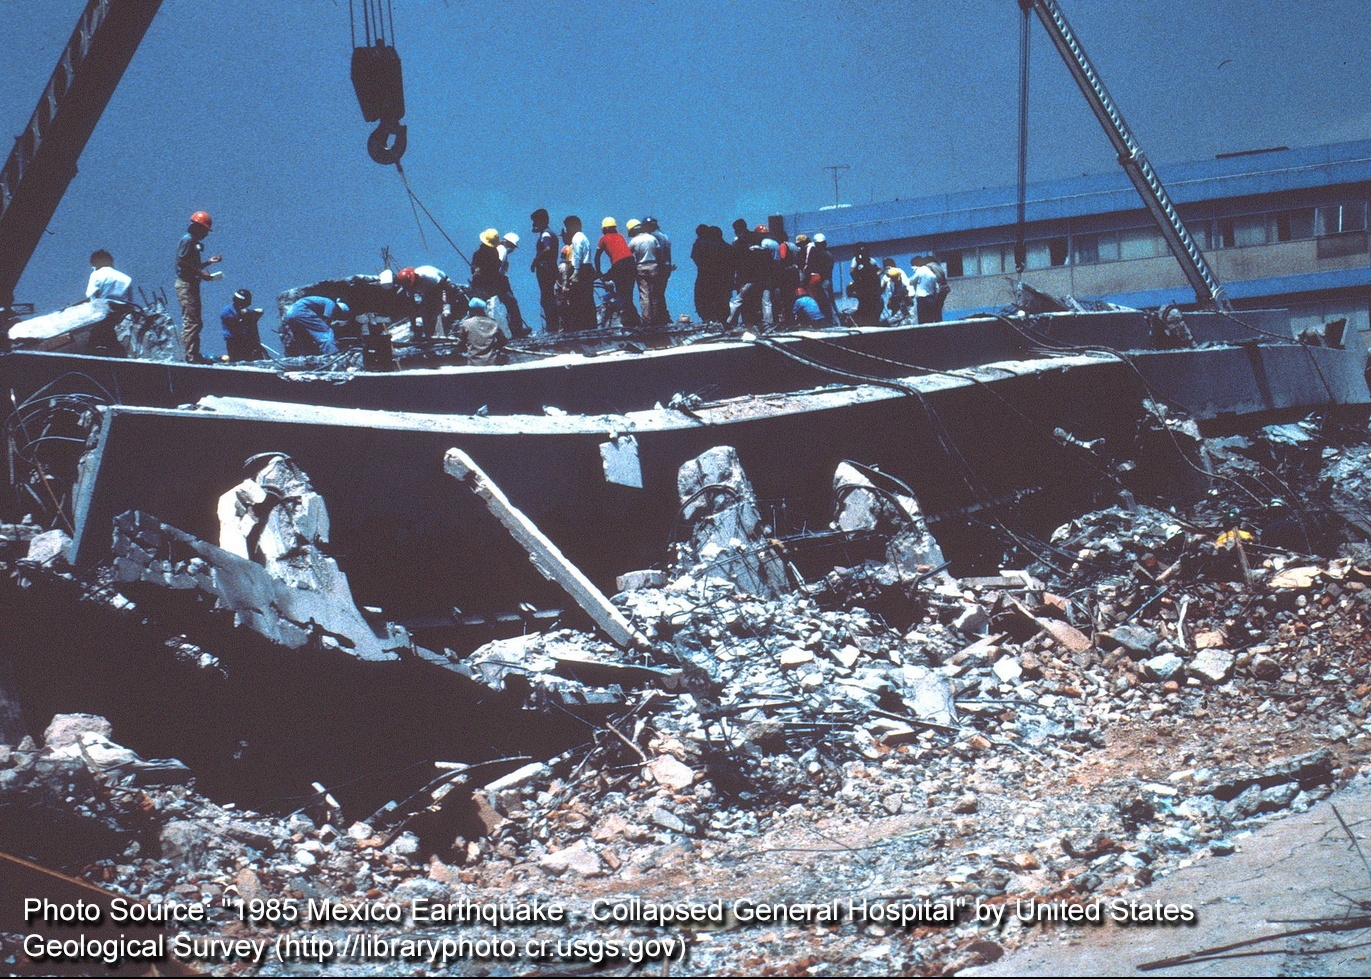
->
[530, 209, 560, 333]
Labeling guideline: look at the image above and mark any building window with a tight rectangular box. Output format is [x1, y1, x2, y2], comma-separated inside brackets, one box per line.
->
[1072, 234, 1098, 265]
[980, 246, 1003, 276]
[1316, 203, 1368, 236]
[943, 252, 963, 278]
[958, 248, 979, 277]
[1048, 236, 1069, 266]
[1024, 240, 1051, 270]
[1274, 208, 1316, 241]
[1119, 227, 1160, 260]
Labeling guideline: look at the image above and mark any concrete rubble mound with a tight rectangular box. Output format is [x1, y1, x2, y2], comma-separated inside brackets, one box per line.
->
[2, 411, 1371, 973]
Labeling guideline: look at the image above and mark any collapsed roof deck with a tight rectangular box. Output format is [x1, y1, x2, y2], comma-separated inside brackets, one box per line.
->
[66, 325, 1371, 620]
[2, 308, 1361, 421]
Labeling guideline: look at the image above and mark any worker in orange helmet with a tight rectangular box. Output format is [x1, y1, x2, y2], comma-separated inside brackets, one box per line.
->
[395, 264, 461, 339]
[175, 210, 222, 362]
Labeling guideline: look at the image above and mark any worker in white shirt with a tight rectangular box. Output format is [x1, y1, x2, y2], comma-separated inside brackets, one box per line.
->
[87, 249, 132, 305]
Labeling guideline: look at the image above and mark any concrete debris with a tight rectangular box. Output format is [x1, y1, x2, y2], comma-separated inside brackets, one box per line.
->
[217, 453, 334, 589]
[3, 414, 1371, 974]
[833, 461, 949, 580]
[42, 712, 113, 749]
[673, 446, 788, 598]
[1189, 647, 1234, 684]
[22, 528, 70, 566]
[7, 298, 183, 360]
[113, 510, 404, 661]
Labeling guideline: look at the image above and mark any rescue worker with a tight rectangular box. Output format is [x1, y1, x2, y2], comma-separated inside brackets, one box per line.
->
[726, 219, 762, 327]
[220, 288, 264, 362]
[770, 229, 797, 326]
[691, 224, 733, 323]
[849, 244, 883, 326]
[562, 216, 596, 331]
[911, 255, 948, 323]
[793, 286, 827, 324]
[530, 208, 560, 333]
[456, 297, 505, 366]
[595, 217, 640, 328]
[753, 224, 780, 325]
[806, 233, 836, 321]
[882, 259, 912, 323]
[469, 228, 504, 302]
[175, 211, 222, 362]
[495, 233, 528, 337]
[396, 264, 459, 339]
[85, 249, 132, 355]
[554, 243, 575, 332]
[627, 218, 663, 327]
[86, 249, 131, 304]
[644, 216, 673, 326]
[281, 296, 348, 356]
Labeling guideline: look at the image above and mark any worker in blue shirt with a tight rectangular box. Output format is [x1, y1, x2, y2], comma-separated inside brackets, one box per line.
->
[793, 287, 828, 325]
[220, 289, 264, 361]
[281, 296, 349, 356]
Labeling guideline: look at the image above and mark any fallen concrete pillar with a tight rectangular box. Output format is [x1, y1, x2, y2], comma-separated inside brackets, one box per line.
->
[444, 448, 648, 650]
[674, 446, 788, 598]
[7, 299, 113, 351]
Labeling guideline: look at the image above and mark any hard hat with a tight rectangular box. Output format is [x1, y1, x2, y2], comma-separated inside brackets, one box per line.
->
[625, 219, 642, 234]
[233, 289, 252, 305]
[468, 297, 487, 313]
[755, 224, 769, 234]
[334, 300, 351, 318]
[602, 217, 617, 230]
[190, 211, 212, 230]
[396, 267, 417, 288]
[795, 234, 810, 246]
[644, 216, 658, 228]
[480, 228, 499, 246]
[813, 233, 826, 244]
[502, 232, 519, 247]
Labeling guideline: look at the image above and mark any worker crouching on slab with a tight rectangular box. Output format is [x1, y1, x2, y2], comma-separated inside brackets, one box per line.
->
[280, 296, 349, 357]
[220, 289, 264, 362]
[396, 265, 461, 340]
[456, 297, 505, 366]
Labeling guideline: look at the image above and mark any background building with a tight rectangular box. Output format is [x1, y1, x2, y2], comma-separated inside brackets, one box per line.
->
[790, 140, 1371, 342]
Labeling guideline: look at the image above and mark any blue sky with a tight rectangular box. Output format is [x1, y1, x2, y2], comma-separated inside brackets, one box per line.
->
[4, 1, 1371, 354]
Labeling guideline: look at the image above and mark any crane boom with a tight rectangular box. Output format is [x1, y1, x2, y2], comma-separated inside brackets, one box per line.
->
[0, 0, 162, 308]
[1024, 0, 1231, 311]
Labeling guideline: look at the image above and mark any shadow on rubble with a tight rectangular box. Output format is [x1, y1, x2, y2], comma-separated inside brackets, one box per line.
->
[0, 578, 588, 821]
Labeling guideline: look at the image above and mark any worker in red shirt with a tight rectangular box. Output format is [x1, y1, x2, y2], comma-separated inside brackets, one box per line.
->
[595, 217, 641, 329]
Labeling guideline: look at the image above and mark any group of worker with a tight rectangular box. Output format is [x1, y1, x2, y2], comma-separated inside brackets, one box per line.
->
[848, 247, 950, 327]
[540, 213, 675, 332]
[155, 206, 950, 365]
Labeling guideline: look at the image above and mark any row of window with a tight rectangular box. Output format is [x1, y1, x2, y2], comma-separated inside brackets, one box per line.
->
[941, 201, 1370, 279]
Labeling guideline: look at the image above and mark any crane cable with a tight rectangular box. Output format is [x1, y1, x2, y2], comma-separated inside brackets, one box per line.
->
[394, 162, 473, 270]
[1015, 0, 1031, 275]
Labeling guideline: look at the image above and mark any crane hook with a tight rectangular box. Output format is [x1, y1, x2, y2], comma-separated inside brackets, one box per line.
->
[368, 118, 407, 166]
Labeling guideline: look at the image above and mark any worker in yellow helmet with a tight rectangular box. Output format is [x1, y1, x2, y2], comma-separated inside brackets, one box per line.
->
[595, 218, 640, 329]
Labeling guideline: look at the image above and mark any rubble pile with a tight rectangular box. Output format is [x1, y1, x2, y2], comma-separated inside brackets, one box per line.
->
[2, 415, 1371, 973]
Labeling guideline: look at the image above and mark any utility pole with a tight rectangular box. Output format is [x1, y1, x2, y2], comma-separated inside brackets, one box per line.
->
[823, 164, 850, 208]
